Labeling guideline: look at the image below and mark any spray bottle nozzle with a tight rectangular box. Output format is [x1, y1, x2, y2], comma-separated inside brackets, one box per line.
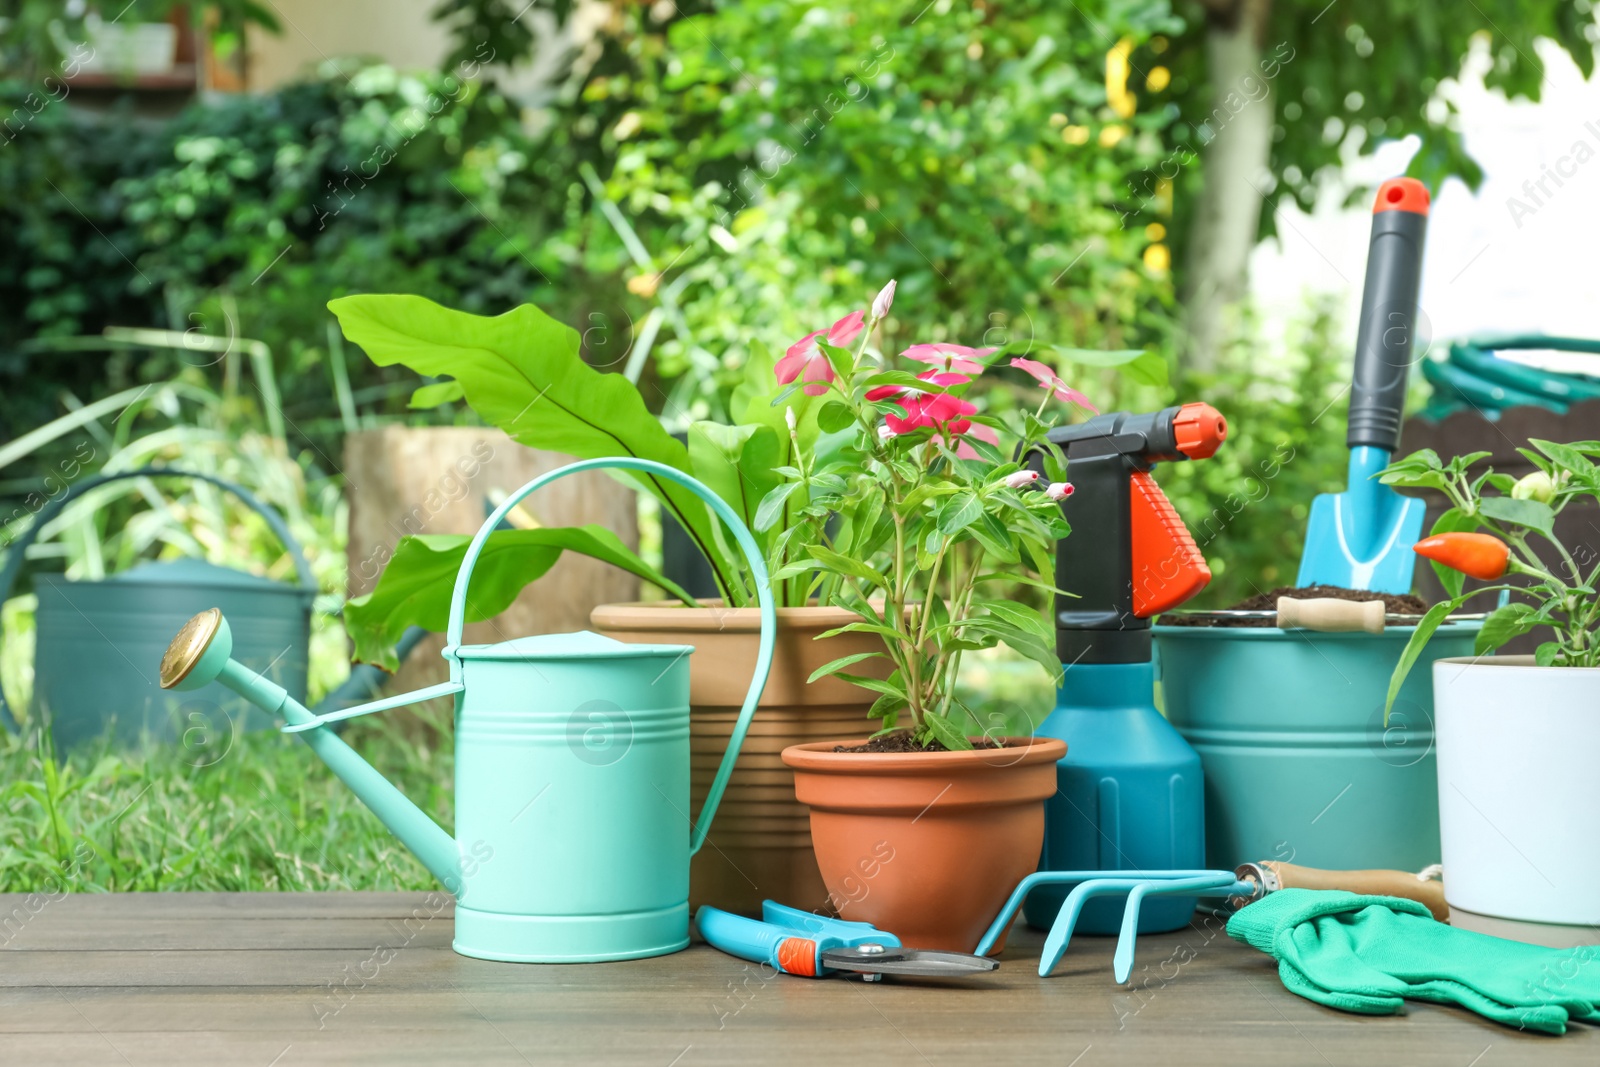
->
[1171, 403, 1227, 459]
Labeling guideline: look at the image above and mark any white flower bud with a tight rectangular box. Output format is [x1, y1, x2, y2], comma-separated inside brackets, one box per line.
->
[1003, 470, 1039, 488]
[871, 279, 897, 321]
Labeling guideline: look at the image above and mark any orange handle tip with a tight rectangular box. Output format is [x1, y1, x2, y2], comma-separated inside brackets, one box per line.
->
[1373, 177, 1430, 216]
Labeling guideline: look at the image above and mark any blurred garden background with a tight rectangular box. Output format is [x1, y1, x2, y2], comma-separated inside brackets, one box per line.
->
[3, 0, 1598, 893]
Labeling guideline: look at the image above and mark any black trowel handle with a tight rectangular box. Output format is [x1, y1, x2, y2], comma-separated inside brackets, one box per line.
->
[1347, 178, 1430, 453]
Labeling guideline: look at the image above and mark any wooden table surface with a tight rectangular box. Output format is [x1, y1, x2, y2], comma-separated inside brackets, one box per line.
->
[1, 893, 1592, 1065]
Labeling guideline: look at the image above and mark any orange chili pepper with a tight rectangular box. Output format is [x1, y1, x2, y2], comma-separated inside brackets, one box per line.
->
[1412, 532, 1509, 580]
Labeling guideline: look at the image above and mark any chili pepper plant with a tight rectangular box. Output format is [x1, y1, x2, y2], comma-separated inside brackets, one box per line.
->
[1382, 440, 1600, 713]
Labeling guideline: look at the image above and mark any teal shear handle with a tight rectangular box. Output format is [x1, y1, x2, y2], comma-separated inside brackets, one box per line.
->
[696, 901, 900, 977]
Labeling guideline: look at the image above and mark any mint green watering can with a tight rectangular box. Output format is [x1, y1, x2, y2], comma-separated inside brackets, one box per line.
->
[159, 458, 775, 963]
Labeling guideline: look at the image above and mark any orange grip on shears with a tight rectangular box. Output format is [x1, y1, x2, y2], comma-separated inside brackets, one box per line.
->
[776, 936, 819, 976]
[1129, 471, 1210, 618]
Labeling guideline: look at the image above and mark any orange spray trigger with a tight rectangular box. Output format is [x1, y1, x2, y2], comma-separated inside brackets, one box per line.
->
[1171, 403, 1227, 460]
[1129, 472, 1211, 618]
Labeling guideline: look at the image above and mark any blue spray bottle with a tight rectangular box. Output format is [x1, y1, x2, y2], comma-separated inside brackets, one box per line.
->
[1025, 404, 1228, 935]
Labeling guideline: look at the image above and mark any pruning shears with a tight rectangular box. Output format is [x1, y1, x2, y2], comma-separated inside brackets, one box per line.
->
[695, 901, 999, 981]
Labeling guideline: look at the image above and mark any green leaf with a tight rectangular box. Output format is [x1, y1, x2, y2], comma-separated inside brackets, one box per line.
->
[1478, 496, 1555, 537]
[817, 401, 855, 434]
[1475, 601, 1538, 656]
[1535, 641, 1562, 667]
[409, 379, 465, 409]
[344, 527, 693, 670]
[807, 651, 886, 683]
[687, 421, 782, 538]
[982, 600, 1053, 644]
[1530, 438, 1595, 474]
[1044, 345, 1168, 387]
[834, 672, 906, 699]
[807, 544, 891, 591]
[937, 492, 984, 534]
[752, 481, 802, 533]
[867, 691, 904, 729]
[816, 340, 854, 384]
[328, 294, 739, 599]
[816, 620, 905, 642]
[1384, 597, 1464, 720]
[921, 710, 973, 751]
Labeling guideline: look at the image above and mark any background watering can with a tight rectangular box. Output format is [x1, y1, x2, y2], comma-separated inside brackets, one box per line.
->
[0, 468, 316, 749]
[158, 457, 776, 964]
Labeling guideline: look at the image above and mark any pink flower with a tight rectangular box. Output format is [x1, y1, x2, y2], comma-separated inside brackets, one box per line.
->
[884, 392, 977, 436]
[1045, 482, 1075, 501]
[776, 311, 868, 396]
[902, 343, 998, 377]
[1003, 470, 1038, 488]
[917, 369, 972, 387]
[1011, 357, 1098, 412]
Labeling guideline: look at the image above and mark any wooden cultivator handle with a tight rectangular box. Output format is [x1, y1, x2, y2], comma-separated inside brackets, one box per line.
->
[1263, 860, 1449, 920]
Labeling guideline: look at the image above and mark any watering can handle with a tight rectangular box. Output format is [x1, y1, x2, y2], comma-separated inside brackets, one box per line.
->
[444, 457, 776, 856]
[0, 467, 314, 733]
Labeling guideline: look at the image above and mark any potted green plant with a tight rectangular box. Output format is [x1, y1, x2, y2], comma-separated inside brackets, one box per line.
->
[753, 294, 1115, 952]
[1383, 442, 1600, 931]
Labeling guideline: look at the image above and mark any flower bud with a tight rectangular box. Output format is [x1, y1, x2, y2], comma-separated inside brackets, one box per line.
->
[1003, 470, 1039, 488]
[1045, 482, 1075, 501]
[1511, 470, 1555, 503]
[785, 407, 798, 432]
[871, 279, 896, 321]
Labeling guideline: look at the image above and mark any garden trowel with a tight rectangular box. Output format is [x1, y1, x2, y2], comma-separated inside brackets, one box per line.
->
[1297, 177, 1431, 593]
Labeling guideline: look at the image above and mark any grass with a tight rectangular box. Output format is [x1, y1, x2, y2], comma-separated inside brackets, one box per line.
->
[0, 706, 454, 894]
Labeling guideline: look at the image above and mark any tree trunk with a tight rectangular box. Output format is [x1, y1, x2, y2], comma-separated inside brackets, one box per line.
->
[1181, 0, 1276, 374]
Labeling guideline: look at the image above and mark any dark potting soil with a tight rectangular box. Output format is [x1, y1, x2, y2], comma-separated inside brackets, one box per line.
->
[1161, 584, 1430, 628]
[833, 734, 1011, 753]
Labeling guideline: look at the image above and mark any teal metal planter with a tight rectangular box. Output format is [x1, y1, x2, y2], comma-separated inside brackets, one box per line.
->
[1154, 621, 1480, 873]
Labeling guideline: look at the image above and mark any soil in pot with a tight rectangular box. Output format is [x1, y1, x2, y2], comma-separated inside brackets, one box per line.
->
[1162, 584, 1429, 627]
[782, 736, 1066, 953]
[833, 734, 1011, 753]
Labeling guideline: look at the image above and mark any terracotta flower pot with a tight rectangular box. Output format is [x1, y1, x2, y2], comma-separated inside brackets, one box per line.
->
[781, 736, 1067, 952]
[590, 601, 889, 915]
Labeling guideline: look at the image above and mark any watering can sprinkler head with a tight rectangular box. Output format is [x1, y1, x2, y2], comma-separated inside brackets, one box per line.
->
[161, 608, 232, 692]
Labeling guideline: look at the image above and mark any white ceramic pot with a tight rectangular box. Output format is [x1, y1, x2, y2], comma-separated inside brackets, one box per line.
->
[1433, 656, 1600, 926]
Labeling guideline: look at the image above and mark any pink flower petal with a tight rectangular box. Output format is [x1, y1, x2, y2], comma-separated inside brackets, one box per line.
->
[1009, 356, 1099, 413]
[901, 343, 996, 377]
[1051, 383, 1099, 413]
[916, 369, 972, 387]
[827, 310, 867, 348]
[778, 329, 827, 384]
[866, 384, 910, 401]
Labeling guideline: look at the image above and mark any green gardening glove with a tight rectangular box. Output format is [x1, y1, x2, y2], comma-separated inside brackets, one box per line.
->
[1227, 888, 1600, 1035]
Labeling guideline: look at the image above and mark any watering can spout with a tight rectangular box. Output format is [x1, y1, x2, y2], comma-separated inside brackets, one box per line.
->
[161, 609, 464, 892]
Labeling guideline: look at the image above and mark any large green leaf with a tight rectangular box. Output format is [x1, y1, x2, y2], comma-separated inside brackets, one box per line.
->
[344, 527, 693, 670]
[687, 421, 782, 546]
[328, 294, 737, 598]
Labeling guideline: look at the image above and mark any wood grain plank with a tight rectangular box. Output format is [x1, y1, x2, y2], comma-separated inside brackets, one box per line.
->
[0, 893, 1592, 1067]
